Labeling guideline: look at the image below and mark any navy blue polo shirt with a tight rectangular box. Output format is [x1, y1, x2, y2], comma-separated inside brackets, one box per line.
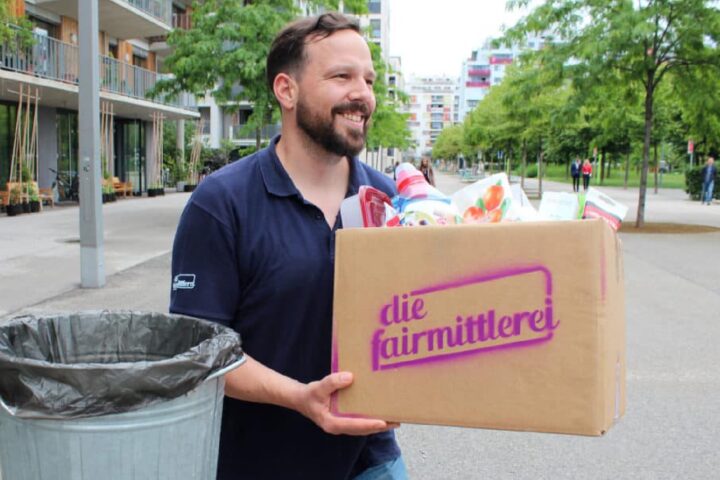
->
[170, 136, 400, 480]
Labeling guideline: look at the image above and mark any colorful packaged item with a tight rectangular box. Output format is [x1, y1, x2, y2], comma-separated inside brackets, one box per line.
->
[451, 173, 516, 223]
[391, 163, 461, 226]
[582, 188, 629, 230]
[538, 192, 580, 221]
[340, 186, 394, 228]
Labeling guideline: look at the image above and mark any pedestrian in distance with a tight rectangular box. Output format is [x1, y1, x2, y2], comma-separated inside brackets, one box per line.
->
[393, 160, 400, 181]
[570, 157, 581, 192]
[582, 158, 592, 191]
[700, 156, 717, 205]
[169, 12, 406, 480]
[420, 156, 435, 186]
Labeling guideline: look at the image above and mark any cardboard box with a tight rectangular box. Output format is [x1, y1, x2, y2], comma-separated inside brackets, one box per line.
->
[331, 219, 626, 436]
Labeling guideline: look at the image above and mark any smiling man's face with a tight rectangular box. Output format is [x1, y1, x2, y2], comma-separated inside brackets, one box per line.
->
[293, 29, 376, 159]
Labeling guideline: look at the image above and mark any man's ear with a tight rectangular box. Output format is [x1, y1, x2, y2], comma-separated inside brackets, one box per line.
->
[273, 73, 298, 110]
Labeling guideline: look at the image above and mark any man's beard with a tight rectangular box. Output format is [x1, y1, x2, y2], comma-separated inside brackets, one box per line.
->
[296, 99, 370, 159]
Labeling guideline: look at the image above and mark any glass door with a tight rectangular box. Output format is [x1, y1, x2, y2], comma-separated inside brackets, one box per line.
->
[115, 119, 145, 193]
[0, 103, 17, 188]
[56, 110, 78, 201]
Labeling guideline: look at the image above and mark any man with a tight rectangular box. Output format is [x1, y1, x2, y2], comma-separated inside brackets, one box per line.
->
[570, 157, 581, 193]
[700, 156, 716, 205]
[170, 12, 406, 480]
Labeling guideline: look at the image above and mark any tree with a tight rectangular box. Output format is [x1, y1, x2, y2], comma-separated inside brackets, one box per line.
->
[432, 124, 465, 162]
[1, 1, 33, 47]
[365, 42, 412, 169]
[506, 0, 720, 227]
[150, 0, 368, 149]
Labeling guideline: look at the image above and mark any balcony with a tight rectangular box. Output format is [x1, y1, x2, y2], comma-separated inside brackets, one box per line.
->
[465, 81, 491, 88]
[468, 69, 491, 77]
[229, 123, 281, 145]
[0, 26, 196, 119]
[489, 56, 513, 65]
[34, 0, 172, 39]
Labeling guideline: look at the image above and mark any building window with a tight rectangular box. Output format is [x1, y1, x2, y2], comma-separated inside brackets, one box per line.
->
[0, 103, 18, 187]
[369, 0, 382, 14]
[370, 19, 381, 39]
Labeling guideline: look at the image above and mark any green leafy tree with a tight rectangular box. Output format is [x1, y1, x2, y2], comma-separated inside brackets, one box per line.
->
[505, 0, 720, 227]
[365, 42, 412, 169]
[432, 124, 465, 162]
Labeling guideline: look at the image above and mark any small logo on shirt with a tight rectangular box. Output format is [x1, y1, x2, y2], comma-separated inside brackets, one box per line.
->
[173, 274, 196, 291]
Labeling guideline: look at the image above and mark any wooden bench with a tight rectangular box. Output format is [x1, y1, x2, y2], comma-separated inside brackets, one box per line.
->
[113, 177, 133, 197]
[39, 187, 54, 208]
[4, 181, 52, 210]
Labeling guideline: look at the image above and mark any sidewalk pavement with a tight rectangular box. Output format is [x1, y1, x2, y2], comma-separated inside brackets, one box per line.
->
[2, 171, 720, 479]
[0, 192, 190, 318]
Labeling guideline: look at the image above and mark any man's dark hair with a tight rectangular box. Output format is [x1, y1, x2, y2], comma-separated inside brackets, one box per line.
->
[266, 12, 361, 92]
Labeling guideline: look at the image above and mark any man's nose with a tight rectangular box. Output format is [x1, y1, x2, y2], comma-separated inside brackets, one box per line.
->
[348, 77, 374, 105]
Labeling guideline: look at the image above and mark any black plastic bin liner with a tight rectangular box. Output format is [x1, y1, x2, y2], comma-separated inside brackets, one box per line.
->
[0, 311, 243, 419]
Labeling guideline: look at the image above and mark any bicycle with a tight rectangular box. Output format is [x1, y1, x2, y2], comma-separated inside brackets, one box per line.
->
[49, 168, 79, 202]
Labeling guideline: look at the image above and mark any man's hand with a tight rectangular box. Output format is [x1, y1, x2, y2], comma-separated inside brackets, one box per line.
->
[224, 357, 399, 436]
[294, 371, 400, 436]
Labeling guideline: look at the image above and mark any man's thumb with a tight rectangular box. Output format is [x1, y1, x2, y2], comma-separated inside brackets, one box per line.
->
[321, 371, 353, 394]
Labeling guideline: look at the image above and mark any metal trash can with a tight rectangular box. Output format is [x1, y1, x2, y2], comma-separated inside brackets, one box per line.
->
[0, 311, 244, 480]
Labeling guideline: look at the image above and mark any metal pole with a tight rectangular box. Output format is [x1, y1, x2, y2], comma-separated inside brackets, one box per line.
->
[79, 0, 105, 288]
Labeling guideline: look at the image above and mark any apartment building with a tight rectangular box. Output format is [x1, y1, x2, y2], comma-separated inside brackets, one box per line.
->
[456, 35, 545, 122]
[404, 76, 458, 159]
[0, 0, 198, 197]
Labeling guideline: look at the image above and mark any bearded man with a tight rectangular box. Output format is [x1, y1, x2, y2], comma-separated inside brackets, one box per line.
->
[170, 12, 406, 480]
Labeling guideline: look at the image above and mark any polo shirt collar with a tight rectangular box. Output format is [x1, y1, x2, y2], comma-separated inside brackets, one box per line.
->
[260, 135, 366, 199]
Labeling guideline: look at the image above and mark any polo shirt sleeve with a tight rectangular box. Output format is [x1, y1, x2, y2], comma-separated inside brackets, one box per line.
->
[170, 184, 240, 326]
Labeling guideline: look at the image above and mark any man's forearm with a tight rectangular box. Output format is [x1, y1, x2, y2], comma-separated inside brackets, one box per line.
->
[222, 355, 398, 436]
[224, 355, 305, 411]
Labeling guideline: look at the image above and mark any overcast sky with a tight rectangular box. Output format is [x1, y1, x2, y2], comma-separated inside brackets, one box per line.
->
[388, 1, 534, 78]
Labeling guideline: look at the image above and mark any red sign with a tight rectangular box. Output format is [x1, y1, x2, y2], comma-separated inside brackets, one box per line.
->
[688, 140, 694, 154]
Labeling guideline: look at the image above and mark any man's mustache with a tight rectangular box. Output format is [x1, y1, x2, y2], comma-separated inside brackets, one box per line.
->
[332, 102, 371, 117]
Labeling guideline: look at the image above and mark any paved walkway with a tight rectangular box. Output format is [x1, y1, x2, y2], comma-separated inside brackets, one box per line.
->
[1, 171, 719, 479]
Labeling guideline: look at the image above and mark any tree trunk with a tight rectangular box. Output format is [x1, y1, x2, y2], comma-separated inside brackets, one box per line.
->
[636, 75, 654, 228]
[538, 140, 544, 199]
[521, 140, 527, 190]
[379, 146, 385, 172]
[255, 126, 261, 151]
[600, 149, 606, 185]
[624, 151, 630, 189]
[653, 142, 659, 194]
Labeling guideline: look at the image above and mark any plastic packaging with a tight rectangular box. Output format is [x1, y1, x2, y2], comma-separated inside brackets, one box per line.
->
[582, 187, 629, 230]
[392, 163, 461, 226]
[0, 311, 244, 419]
[451, 173, 516, 223]
[340, 186, 394, 228]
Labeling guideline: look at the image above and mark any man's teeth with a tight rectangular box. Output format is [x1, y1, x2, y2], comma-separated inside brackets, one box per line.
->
[342, 113, 363, 122]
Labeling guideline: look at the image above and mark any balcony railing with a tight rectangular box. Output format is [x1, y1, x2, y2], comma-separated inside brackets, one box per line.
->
[125, 0, 172, 26]
[0, 26, 191, 109]
[229, 123, 281, 142]
[172, 12, 192, 30]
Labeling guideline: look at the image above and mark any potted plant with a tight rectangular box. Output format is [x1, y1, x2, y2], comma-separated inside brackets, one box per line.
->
[28, 184, 40, 212]
[7, 186, 22, 216]
[174, 162, 187, 192]
[21, 167, 32, 213]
